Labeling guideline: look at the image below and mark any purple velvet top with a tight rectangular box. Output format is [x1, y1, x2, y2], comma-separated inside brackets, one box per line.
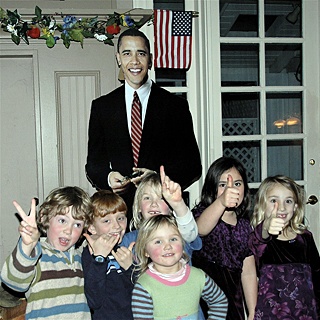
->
[193, 204, 253, 272]
[249, 222, 320, 319]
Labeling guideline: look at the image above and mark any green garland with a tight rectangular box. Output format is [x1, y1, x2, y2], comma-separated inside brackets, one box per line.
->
[0, 6, 153, 48]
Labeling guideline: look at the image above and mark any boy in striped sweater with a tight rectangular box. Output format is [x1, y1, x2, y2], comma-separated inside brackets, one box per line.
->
[1, 186, 92, 320]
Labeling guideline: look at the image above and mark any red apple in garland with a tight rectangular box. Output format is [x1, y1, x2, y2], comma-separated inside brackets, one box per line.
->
[106, 24, 121, 35]
[27, 26, 41, 39]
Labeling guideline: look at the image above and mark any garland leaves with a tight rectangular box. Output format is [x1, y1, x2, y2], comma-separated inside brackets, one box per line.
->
[0, 6, 153, 48]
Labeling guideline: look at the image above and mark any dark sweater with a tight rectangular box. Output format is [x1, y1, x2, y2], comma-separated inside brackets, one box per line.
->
[82, 245, 134, 320]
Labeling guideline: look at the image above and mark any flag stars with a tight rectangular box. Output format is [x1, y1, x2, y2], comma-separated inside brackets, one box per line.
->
[172, 11, 192, 36]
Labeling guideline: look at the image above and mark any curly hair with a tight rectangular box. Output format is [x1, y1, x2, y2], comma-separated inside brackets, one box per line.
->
[194, 156, 250, 218]
[37, 186, 92, 234]
[134, 215, 188, 278]
[251, 175, 306, 234]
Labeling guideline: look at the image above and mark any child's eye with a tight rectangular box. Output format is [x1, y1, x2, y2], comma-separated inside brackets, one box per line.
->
[118, 216, 126, 221]
[155, 240, 161, 244]
[103, 219, 110, 223]
[270, 199, 276, 203]
[235, 182, 242, 187]
[170, 237, 178, 242]
[219, 183, 226, 188]
[58, 218, 66, 224]
[286, 199, 293, 204]
[74, 223, 83, 228]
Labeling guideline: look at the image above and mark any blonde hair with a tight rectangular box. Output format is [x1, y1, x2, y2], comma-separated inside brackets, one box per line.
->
[251, 175, 306, 234]
[38, 186, 92, 234]
[130, 172, 172, 231]
[134, 215, 188, 278]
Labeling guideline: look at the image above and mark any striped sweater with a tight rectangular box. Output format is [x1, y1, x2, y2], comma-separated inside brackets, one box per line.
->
[0, 238, 90, 319]
[132, 265, 228, 320]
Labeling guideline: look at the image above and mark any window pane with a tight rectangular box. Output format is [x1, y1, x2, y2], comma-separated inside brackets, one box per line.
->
[155, 69, 187, 87]
[221, 44, 259, 86]
[220, 0, 258, 37]
[265, 0, 301, 37]
[222, 92, 260, 136]
[267, 139, 303, 180]
[223, 141, 261, 183]
[266, 92, 302, 134]
[265, 44, 302, 86]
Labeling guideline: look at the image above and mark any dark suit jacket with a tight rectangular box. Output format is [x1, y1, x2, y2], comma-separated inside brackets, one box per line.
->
[85, 81, 202, 217]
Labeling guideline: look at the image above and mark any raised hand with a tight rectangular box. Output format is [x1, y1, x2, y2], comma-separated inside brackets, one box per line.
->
[218, 174, 240, 208]
[160, 165, 188, 217]
[14, 198, 40, 255]
[160, 165, 182, 203]
[113, 241, 135, 270]
[263, 202, 285, 236]
[83, 233, 119, 258]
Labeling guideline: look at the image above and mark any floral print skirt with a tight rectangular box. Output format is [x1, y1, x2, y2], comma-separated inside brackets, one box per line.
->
[254, 263, 318, 320]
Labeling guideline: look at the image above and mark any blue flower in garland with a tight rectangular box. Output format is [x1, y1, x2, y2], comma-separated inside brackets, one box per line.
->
[62, 15, 77, 35]
[121, 15, 135, 27]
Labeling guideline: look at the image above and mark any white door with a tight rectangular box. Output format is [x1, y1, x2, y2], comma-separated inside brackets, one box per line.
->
[0, 36, 119, 266]
[191, 0, 320, 248]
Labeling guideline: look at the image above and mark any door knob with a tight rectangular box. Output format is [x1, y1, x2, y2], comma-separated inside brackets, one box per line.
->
[306, 195, 318, 205]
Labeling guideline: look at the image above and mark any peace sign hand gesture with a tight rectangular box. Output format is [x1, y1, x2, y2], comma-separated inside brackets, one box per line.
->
[14, 198, 40, 256]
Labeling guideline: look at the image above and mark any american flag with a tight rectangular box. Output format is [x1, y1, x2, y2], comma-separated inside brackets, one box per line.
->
[154, 10, 193, 69]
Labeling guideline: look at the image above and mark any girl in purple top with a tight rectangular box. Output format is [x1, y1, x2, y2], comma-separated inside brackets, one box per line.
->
[192, 157, 257, 320]
[249, 175, 320, 320]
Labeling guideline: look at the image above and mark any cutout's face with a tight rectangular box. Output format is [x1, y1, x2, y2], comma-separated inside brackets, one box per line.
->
[116, 36, 152, 89]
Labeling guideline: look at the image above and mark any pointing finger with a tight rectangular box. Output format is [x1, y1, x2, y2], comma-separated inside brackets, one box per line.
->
[160, 165, 165, 183]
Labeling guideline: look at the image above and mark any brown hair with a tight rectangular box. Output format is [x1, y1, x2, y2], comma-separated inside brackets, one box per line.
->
[37, 186, 92, 234]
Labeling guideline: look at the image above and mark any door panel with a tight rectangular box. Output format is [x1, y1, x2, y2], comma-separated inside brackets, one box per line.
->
[0, 53, 39, 264]
[0, 41, 119, 267]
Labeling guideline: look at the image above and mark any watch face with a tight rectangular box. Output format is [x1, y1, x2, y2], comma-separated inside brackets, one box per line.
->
[94, 255, 105, 263]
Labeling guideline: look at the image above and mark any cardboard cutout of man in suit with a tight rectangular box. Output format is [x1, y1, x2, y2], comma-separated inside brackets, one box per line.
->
[85, 29, 202, 227]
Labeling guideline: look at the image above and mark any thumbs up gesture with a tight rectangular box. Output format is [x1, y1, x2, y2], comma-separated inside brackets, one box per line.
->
[218, 174, 240, 209]
[262, 202, 286, 237]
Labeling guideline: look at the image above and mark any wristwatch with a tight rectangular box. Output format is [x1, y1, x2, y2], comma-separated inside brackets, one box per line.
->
[93, 255, 106, 263]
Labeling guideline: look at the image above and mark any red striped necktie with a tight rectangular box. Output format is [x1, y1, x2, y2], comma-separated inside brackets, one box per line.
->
[131, 91, 142, 166]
